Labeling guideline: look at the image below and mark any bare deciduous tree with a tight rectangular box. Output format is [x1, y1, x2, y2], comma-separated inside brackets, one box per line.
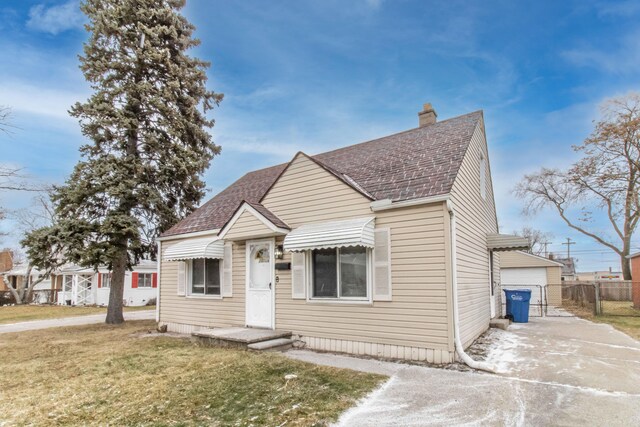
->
[515, 93, 640, 279]
[2, 193, 61, 304]
[514, 227, 554, 256]
[0, 106, 13, 134]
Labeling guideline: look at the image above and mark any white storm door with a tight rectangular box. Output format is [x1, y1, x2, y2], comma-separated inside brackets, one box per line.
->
[246, 240, 274, 328]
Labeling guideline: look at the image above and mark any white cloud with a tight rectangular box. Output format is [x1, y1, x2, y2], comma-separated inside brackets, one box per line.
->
[365, 0, 384, 10]
[0, 81, 86, 122]
[562, 31, 640, 75]
[27, 1, 84, 35]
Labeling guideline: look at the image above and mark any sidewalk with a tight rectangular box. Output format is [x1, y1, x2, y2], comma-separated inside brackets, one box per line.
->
[0, 310, 155, 334]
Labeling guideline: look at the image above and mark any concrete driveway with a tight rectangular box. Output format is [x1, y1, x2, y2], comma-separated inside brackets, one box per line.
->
[286, 316, 640, 426]
[0, 309, 155, 334]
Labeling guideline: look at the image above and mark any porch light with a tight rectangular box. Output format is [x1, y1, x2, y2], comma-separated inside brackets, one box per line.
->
[275, 245, 284, 260]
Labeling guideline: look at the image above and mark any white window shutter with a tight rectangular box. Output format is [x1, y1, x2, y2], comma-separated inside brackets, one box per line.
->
[291, 252, 306, 299]
[177, 261, 186, 296]
[222, 243, 233, 297]
[373, 228, 392, 301]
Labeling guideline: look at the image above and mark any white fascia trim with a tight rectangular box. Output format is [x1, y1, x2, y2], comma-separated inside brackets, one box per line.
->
[218, 202, 289, 239]
[157, 229, 220, 242]
[370, 194, 450, 212]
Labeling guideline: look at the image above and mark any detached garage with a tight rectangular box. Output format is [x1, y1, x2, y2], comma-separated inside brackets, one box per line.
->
[500, 251, 563, 315]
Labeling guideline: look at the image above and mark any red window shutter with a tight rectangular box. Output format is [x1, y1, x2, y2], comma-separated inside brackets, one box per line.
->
[97, 274, 102, 288]
[131, 272, 138, 288]
[152, 273, 158, 288]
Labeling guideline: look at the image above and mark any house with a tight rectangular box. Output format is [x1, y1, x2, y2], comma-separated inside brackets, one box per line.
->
[156, 104, 528, 364]
[626, 252, 640, 309]
[554, 256, 577, 281]
[2, 264, 58, 303]
[576, 270, 623, 281]
[56, 260, 157, 306]
[0, 250, 15, 291]
[499, 251, 564, 314]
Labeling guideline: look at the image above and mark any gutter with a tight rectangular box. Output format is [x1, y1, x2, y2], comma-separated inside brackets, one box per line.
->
[370, 194, 450, 212]
[157, 229, 220, 242]
[446, 200, 495, 373]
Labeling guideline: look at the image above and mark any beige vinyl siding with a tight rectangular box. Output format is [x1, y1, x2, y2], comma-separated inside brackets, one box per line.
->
[224, 210, 276, 240]
[449, 118, 499, 348]
[546, 266, 562, 305]
[500, 251, 563, 269]
[158, 237, 246, 329]
[263, 155, 451, 351]
[273, 203, 450, 350]
[262, 154, 372, 227]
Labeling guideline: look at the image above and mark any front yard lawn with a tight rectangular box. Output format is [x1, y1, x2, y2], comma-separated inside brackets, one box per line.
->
[0, 304, 154, 324]
[0, 320, 384, 426]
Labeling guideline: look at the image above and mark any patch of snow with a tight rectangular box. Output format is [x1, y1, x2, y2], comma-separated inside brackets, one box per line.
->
[332, 376, 398, 427]
[482, 329, 529, 374]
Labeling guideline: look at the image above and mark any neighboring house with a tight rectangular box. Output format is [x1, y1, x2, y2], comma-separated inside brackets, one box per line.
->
[627, 252, 640, 309]
[576, 270, 623, 281]
[554, 257, 577, 281]
[57, 260, 157, 307]
[499, 251, 564, 312]
[2, 264, 58, 303]
[156, 104, 527, 364]
[0, 250, 13, 291]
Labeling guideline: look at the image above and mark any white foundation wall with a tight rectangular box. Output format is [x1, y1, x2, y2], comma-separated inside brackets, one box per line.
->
[298, 335, 455, 364]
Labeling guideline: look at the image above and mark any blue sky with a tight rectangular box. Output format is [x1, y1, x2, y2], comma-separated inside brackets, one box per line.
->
[1, 0, 640, 271]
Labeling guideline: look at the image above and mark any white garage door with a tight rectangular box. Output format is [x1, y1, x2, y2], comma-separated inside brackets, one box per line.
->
[501, 267, 546, 314]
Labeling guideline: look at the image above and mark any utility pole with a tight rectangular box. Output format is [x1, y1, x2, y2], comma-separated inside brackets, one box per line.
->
[562, 237, 575, 259]
[542, 240, 552, 258]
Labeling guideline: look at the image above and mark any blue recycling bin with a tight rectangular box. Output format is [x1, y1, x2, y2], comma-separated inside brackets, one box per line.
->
[504, 289, 532, 323]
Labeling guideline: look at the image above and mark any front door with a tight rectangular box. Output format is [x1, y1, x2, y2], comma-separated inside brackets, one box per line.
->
[246, 240, 274, 328]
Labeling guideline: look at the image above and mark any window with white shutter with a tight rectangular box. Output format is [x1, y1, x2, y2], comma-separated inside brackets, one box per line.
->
[176, 261, 186, 296]
[222, 242, 233, 297]
[373, 228, 392, 301]
[291, 251, 306, 299]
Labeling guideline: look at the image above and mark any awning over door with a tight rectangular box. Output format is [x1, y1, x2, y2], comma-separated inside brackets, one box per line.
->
[163, 237, 224, 261]
[284, 217, 375, 252]
[487, 234, 530, 251]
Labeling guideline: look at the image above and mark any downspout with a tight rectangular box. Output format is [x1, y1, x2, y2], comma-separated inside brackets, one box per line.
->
[446, 200, 495, 373]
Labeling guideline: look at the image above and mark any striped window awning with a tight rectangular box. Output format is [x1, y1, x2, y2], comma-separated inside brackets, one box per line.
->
[486, 234, 530, 251]
[284, 217, 375, 252]
[163, 237, 225, 261]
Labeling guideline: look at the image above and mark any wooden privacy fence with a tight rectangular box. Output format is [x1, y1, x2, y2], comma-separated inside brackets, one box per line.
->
[561, 281, 596, 304]
[561, 281, 639, 317]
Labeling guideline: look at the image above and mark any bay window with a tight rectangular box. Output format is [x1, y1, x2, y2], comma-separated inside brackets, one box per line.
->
[311, 246, 369, 299]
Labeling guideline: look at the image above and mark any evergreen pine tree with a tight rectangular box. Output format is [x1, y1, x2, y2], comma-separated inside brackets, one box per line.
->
[28, 0, 222, 323]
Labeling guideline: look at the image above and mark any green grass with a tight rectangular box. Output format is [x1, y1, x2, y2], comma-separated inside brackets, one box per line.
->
[563, 299, 640, 341]
[0, 305, 154, 324]
[0, 320, 384, 426]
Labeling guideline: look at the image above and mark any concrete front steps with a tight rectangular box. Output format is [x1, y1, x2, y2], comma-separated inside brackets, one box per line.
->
[192, 327, 293, 352]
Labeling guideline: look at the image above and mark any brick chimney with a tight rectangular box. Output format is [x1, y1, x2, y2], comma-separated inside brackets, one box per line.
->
[418, 103, 437, 127]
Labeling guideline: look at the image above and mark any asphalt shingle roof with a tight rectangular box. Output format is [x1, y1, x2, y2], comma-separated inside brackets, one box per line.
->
[162, 110, 482, 237]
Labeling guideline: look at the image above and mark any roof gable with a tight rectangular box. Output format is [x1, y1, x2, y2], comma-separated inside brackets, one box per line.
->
[218, 201, 290, 240]
[162, 110, 483, 237]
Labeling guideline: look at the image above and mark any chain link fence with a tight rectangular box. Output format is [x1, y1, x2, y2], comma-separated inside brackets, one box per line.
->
[521, 281, 640, 318]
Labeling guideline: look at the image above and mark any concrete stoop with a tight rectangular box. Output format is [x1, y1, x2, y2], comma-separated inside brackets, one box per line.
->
[489, 318, 510, 330]
[192, 327, 293, 352]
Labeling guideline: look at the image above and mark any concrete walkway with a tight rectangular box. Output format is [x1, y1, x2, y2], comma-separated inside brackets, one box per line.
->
[285, 316, 640, 426]
[0, 310, 155, 334]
